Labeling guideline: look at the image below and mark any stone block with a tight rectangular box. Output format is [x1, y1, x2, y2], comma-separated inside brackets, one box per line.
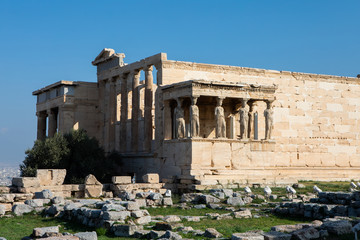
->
[125, 201, 139, 211]
[35, 189, 53, 199]
[37, 169, 66, 186]
[112, 176, 131, 184]
[232, 232, 264, 240]
[148, 230, 166, 239]
[12, 204, 33, 216]
[197, 194, 221, 204]
[227, 197, 245, 206]
[142, 174, 159, 183]
[163, 215, 182, 223]
[112, 224, 143, 237]
[163, 197, 173, 206]
[102, 211, 131, 221]
[233, 209, 252, 218]
[0, 194, 15, 203]
[271, 225, 303, 233]
[0, 204, 5, 216]
[291, 227, 319, 240]
[1, 203, 12, 212]
[33, 226, 59, 238]
[84, 174, 101, 185]
[51, 196, 65, 205]
[74, 231, 97, 240]
[25, 199, 49, 208]
[84, 185, 102, 198]
[131, 210, 149, 218]
[135, 215, 151, 225]
[163, 230, 182, 240]
[12, 177, 40, 188]
[321, 220, 352, 235]
[204, 228, 223, 238]
[101, 204, 126, 212]
[262, 231, 291, 240]
[135, 199, 147, 208]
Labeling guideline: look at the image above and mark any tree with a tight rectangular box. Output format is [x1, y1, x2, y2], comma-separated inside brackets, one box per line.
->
[20, 129, 119, 184]
[20, 133, 69, 177]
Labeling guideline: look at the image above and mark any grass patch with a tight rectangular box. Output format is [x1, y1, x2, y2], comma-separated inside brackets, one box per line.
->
[0, 213, 134, 240]
[233, 181, 350, 197]
[296, 181, 350, 194]
[0, 213, 310, 240]
[146, 206, 231, 216]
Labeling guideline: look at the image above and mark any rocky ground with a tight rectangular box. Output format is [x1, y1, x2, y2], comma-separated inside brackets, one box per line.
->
[1, 182, 360, 239]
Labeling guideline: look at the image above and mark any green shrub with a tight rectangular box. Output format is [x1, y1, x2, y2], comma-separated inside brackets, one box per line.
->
[95, 227, 107, 236]
[20, 129, 119, 184]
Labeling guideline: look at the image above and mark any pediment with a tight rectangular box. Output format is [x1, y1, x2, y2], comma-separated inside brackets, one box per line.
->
[92, 48, 116, 65]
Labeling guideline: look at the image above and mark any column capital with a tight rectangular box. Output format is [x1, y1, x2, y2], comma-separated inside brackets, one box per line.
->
[110, 76, 119, 82]
[191, 96, 199, 105]
[131, 69, 141, 75]
[265, 99, 275, 108]
[36, 111, 47, 117]
[216, 97, 225, 106]
[144, 65, 153, 72]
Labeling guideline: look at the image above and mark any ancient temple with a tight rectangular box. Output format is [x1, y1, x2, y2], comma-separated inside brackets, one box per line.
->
[32, 48, 360, 188]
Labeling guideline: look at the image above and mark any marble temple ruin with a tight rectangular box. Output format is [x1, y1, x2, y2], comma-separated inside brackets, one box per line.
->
[32, 48, 360, 189]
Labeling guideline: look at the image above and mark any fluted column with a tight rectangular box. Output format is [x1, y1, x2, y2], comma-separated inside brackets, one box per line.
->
[47, 109, 57, 138]
[120, 74, 128, 152]
[114, 76, 122, 152]
[131, 70, 140, 152]
[144, 65, 153, 152]
[108, 78, 116, 151]
[37, 111, 47, 140]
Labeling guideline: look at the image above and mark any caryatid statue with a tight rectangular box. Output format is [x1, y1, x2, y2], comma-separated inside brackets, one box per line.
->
[248, 102, 256, 139]
[190, 96, 200, 138]
[175, 98, 186, 139]
[264, 100, 274, 140]
[239, 99, 249, 139]
[215, 97, 226, 138]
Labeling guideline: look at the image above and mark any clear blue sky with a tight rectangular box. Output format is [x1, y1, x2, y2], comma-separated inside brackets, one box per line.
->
[0, 1, 359, 167]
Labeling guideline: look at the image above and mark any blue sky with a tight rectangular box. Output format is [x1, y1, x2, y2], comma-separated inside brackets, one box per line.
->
[0, 1, 359, 167]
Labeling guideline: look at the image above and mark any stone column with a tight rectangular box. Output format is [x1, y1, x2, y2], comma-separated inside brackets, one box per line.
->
[144, 66, 153, 152]
[215, 97, 226, 138]
[120, 74, 128, 152]
[47, 109, 57, 138]
[131, 70, 140, 152]
[239, 99, 249, 140]
[108, 78, 116, 151]
[36, 111, 47, 140]
[264, 100, 274, 140]
[114, 76, 122, 152]
[190, 96, 200, 138]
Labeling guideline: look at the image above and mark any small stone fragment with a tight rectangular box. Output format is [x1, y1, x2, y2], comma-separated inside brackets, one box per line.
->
[204, 228, 223, 238]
